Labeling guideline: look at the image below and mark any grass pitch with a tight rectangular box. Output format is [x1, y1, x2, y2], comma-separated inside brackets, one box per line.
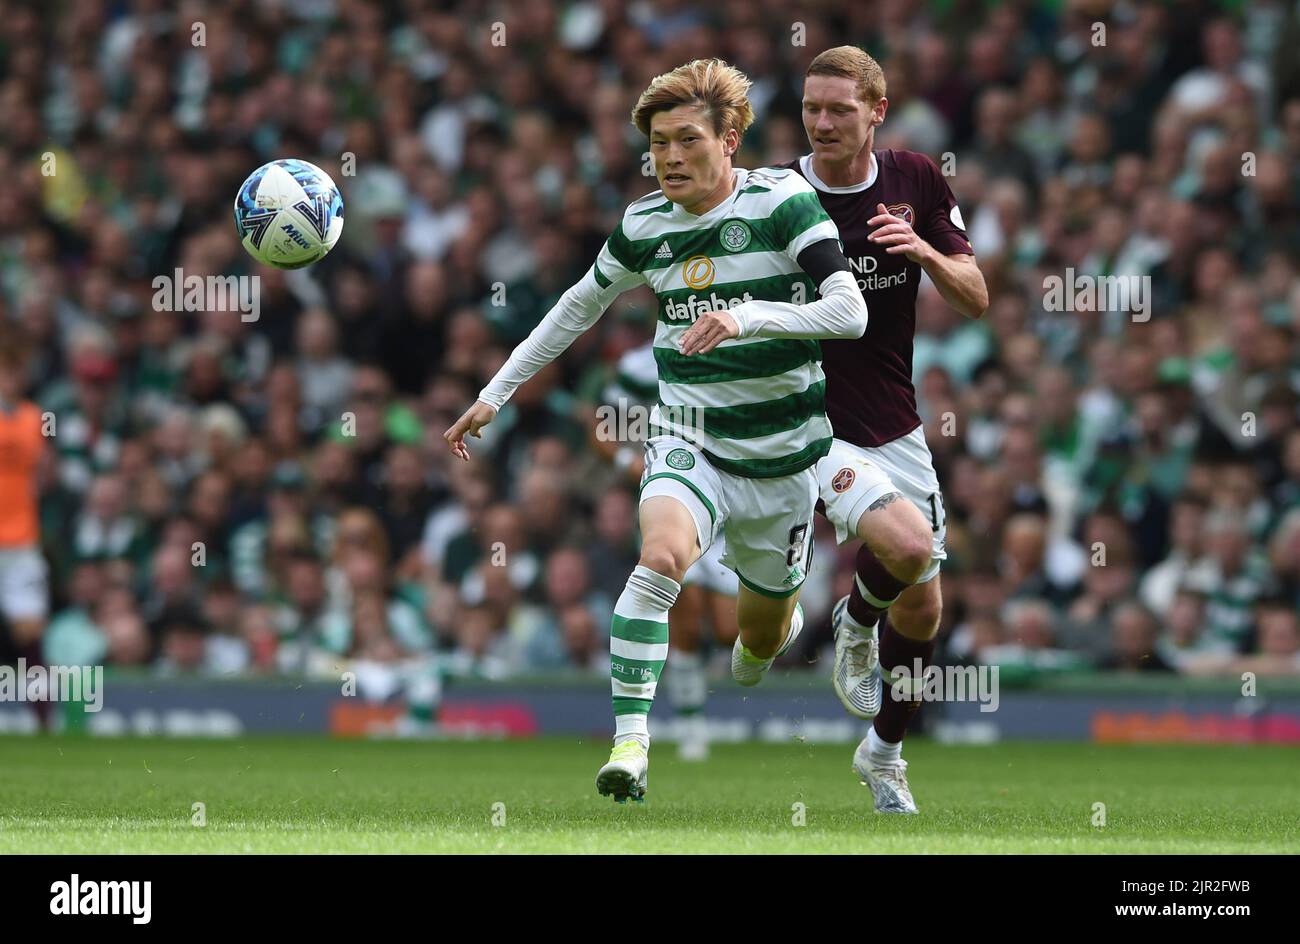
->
[0, 735, 1294, 853]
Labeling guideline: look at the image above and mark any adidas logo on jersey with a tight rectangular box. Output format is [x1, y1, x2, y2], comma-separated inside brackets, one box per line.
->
[654, 241, 673, 260]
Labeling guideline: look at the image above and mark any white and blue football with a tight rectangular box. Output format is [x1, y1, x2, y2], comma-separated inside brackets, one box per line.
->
[234, 159, 344, 269]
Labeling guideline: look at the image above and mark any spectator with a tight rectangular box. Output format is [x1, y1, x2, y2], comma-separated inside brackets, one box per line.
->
[1238, 601, 1300, 677]
[984, 598, 1087, 671]
[1156, 587, 1234, 672]
[1098, 601, 1175, 672]
[294, 307, 354, 429]
[1186, 508, 1276, 652]
[1140, 497, 1207, 616]
[523, 546, 613, 668]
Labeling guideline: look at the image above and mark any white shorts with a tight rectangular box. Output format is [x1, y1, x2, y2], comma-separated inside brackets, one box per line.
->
[816, 428, 947, 583]
[640, 436, 817, 598]
[682, 533, 739, 596]
[0, 547, 50, 621]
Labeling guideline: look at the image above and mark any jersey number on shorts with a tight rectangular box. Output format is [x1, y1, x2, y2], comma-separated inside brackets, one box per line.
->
[786, 523, 811, 568]
[927, 493, 945, 533]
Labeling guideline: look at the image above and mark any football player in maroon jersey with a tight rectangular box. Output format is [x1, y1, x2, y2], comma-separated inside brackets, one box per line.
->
[783, 46, 989, 812]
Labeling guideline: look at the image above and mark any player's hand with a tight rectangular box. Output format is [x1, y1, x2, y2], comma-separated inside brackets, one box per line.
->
[443, 401, 497, 461]
[868, 202, 931, 263]
[678, 310, 739, 355]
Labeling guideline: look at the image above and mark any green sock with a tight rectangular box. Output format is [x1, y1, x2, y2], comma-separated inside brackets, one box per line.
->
[610, 565, 679, 746]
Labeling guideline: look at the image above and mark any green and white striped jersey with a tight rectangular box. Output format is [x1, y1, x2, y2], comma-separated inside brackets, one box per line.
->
[594, 167, 840, 478]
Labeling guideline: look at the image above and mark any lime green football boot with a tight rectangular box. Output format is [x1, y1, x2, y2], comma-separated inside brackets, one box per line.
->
[596, 739, 648, 803]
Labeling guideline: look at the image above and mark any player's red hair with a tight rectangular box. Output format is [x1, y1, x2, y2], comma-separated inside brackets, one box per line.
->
[807, 46, 887, 104]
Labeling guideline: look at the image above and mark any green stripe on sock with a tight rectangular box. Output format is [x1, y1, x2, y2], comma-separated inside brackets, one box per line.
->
[611, 614, 669, 644]
[612, 696, 653, 715]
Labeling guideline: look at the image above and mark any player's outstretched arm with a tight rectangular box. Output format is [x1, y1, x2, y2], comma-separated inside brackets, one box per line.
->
[441, 263, 637, 459]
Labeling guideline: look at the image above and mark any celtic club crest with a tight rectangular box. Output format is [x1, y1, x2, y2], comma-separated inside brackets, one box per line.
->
[719, 221, 751, 252]
[665, 448, 696, 470]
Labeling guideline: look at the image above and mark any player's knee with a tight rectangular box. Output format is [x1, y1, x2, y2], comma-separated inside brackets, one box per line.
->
[638, 543, 690, 585]
[895, 534, 933, 586]
[857, 495, 931, 585]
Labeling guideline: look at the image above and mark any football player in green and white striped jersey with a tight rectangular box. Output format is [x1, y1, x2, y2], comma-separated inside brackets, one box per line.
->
[445, 59, 867, 803]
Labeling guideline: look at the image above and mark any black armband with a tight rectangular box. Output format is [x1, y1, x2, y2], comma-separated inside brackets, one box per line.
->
[796, 238, 852, 287]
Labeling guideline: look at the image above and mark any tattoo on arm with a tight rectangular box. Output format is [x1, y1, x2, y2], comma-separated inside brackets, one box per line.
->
[868, 492, 902, 512]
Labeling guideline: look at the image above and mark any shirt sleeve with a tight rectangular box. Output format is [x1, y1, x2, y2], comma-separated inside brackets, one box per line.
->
[917, 154, 974, 257]
[774, 175, 842, 261]
[477, 228, 645, 410]
[729, 270, 866, 341]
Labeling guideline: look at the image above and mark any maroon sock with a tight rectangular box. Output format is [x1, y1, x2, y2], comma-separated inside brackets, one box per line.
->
[845, 544, 911, 628]
[874, 616, 936, 743]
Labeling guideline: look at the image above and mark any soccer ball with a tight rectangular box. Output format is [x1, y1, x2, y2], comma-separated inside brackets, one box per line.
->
[234, 159, 344, 269]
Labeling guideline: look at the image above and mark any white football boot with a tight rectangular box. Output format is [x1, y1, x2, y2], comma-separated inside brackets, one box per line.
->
[852, 737, 918, 814]
[731, 602, 804, 687]
[831, 595, 882, 719]
[596, 739, 649, 803]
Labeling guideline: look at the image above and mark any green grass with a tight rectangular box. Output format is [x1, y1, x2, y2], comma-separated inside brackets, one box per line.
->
[0, 736, 1295, 853]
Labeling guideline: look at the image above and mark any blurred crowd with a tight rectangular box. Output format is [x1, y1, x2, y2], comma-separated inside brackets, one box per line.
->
[0, 0, 1297, 691]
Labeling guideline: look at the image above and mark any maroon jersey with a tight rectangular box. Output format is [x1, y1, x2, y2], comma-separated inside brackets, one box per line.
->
[781, 150, 973, 447]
